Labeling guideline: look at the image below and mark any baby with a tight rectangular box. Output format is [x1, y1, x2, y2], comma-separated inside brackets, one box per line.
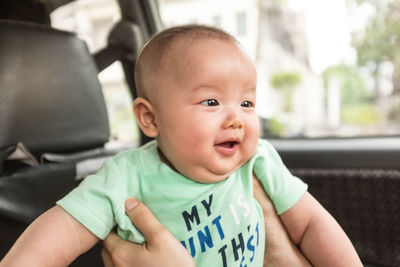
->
[1, 24, 362, 266]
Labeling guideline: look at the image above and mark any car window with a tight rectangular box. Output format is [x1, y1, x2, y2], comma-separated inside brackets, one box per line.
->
[50, 0, 400, 141]
[158, 0, 400, 139]
[51, 0, 139, 145]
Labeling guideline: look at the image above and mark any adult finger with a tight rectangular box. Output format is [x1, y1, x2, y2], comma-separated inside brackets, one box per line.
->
[103, 232, 123, 255]
[102, 232, 122, 267]
[123, 198, 195, 267]
[102, 231, 143, 267]
[252, 175, 276, 216]
[101, 244, 114, 267]
[124, 198, 170, 244]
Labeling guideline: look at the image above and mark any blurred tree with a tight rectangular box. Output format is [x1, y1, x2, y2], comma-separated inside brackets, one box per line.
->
[323, 64, 379, 125]
[342, 103, 380, 124]
[270, 71, 302, 112]
[351, 0, 400, 95]
[323, 64, 369, 105]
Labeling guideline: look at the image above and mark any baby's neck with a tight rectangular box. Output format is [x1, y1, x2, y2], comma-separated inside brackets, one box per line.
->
[157, 147, 179, 173]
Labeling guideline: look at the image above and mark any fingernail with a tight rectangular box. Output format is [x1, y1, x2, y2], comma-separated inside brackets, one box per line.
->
[125, 198, 139, 210]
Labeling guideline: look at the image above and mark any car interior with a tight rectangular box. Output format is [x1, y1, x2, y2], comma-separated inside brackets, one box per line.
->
[0, 0, 399, 266]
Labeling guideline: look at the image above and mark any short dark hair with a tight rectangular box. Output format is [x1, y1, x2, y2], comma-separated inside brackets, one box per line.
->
[134, 24, 237, 98]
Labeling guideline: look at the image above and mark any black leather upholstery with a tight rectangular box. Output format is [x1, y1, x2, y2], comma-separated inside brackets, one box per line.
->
[0, 20, 109, 156]
[0, 20, 110, 266]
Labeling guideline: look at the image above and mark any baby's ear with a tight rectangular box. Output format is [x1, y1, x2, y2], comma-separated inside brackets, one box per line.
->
[133, 97, 158, 137]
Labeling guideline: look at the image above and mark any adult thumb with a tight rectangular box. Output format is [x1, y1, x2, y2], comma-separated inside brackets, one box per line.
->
[124, 198, 168, 244]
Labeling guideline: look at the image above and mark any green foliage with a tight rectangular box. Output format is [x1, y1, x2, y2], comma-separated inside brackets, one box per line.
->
[388, 95, 400, 120]
[351, 7, 392, 67]
[269, 71, 302, 112]
[348, 0, 400, 126]
[322, 64, 371, 105]
[270, 71, 302, 91]
[351, 0, 400, 93]
[267, 117, 285, 137]
[341, 103, 380, 124]
[323, 64, 378, 125]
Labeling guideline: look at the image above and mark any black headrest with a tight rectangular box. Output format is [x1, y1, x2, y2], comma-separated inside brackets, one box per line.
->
[0, 20, 110, 155]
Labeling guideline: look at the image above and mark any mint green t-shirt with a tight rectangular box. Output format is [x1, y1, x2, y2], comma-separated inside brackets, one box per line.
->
[57, 139, 307, 266]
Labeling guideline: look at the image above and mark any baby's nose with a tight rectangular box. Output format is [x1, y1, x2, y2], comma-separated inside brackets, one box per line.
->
[222, 116, 244, 129]
[231, 119, 243, 129]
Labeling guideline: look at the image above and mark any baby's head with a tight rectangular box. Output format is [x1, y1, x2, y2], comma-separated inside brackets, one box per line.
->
[133, 24, 260, 183]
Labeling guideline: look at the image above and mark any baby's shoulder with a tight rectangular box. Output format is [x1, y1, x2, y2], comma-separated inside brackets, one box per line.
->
[110, 140, 159, 173]
[255, 138, 277, 156]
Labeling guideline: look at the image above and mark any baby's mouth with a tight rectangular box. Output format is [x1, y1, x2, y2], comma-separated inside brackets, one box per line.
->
[217, 141, 238, 148]
[214, 140, 240, 155]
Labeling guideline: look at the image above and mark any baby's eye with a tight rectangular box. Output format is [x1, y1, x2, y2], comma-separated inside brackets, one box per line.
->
[200, 99, 219, 106]
[241, 101, 254, 108]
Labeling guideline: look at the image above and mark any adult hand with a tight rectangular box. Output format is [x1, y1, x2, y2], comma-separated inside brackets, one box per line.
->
[252, 176, 311, 267]
[101, 198, 195, 267]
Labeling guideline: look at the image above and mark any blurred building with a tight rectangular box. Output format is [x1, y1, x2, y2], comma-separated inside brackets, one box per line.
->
[50, 0, 329, 138]
[160, 0, 326, 137]
[51, 0, 138, 144]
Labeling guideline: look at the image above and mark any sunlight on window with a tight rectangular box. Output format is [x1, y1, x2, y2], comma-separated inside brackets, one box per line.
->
[158, 0, 400, 138]
[51, 0, 139, 145]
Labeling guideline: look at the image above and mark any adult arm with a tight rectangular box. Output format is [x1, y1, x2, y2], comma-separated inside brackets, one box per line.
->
[0, 205, 99, 267]
[101, 198, 195, 267]
[280, 192, 363, 267]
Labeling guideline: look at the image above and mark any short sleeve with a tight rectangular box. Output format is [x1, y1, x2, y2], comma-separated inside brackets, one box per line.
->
[252, 139, 308, 215]
[57, 158, 124, 239]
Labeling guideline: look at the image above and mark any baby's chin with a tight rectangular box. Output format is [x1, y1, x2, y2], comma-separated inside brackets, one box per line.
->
[179, 165, 241, 184]
[159, 151, 234, 183]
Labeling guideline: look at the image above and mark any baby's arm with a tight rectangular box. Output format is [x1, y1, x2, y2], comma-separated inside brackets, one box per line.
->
[1, 205, 99, 267]
[253, 176, 311, 267]
[280, 192, 363, 266]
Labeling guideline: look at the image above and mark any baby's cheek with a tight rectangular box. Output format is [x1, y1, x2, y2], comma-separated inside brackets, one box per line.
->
[246, 122, 260, 153]
[253, 118, 261, 137]
[247, 120, 260, 140]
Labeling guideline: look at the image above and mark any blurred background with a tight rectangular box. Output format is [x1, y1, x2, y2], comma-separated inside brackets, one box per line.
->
[51, 0, 400, 144]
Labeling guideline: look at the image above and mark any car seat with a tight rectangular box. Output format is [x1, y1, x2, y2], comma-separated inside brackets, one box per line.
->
[0, 19, 122, 266]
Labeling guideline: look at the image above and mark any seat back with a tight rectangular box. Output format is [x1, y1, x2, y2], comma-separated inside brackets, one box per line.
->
[0, 20, 109, 160]
[0, 20, 110, 266]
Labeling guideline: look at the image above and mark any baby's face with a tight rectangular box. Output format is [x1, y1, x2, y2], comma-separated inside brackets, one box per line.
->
[155, 38, 260, 183]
